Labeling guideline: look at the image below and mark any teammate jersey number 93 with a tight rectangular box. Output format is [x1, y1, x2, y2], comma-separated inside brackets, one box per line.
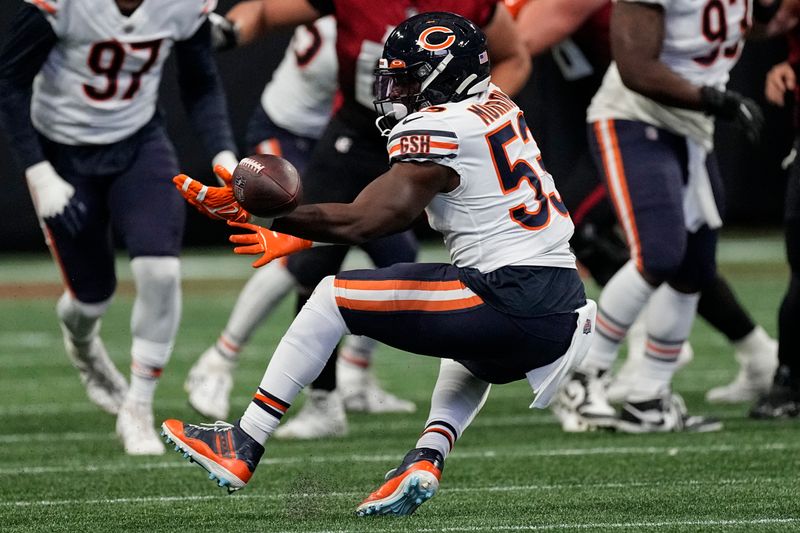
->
[387, 84, 576, 274]
[641, 0, 751, 87]
[26, 0, 216, 146]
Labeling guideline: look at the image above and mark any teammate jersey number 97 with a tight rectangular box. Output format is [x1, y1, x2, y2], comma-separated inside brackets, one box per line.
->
[27, 0, 215, 146]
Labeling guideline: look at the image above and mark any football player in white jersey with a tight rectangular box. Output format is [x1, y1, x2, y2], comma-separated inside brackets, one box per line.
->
[0, 0, 239, 454]
[553, 0, 767, 432]
[184, 16, 417, 429]
[162, 12, 595, 516]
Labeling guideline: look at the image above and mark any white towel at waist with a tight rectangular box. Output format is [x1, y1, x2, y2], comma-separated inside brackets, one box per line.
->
[683, 139, 722, 232]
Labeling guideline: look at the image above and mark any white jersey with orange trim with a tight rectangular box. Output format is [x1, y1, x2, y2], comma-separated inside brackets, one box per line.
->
[387, 83, 576, 274]
[587, 0, 751, 149]
[26, 0, 215, 146]
[261, 16, 337, 140]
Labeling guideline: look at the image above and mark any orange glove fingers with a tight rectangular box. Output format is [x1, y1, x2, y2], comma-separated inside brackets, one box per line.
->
[214, 165, 234, 187]
[252, 255, 273, 268]
[227, 220, 256, 230]
[229, 233, 260, 245]
[232, 244, 265, 255]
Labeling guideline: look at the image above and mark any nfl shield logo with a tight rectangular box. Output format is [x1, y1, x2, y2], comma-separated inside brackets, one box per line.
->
[582, 319, 592, 335]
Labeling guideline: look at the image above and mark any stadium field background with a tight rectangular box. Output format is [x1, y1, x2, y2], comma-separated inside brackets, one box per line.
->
[1, 235, 798, 532]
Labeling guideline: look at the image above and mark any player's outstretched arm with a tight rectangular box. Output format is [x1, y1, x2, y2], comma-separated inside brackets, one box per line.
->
[483, 3, 532, 96]
[227, 0, 321, 45]
[174, 21, 238, 172]
[271, 162, 457, 245]
[515, 0, 607, 57]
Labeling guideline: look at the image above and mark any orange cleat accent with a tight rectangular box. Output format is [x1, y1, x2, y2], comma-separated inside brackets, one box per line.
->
[356, 448, 443, 516]
[161, 419, 264, 492]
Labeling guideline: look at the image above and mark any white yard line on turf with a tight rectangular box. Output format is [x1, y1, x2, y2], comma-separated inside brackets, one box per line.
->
[0, 478, 789, 508]
[276, 518, 800, 533]
[0, 442, 792, 476]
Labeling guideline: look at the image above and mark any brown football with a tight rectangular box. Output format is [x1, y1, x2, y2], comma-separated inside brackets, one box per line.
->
[231, 154, 303, 218]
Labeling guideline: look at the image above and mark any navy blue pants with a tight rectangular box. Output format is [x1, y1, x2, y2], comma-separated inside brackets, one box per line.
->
[334, 263, 580, 384]
[40, 117, 184, 303]
[588, 119, 721, 289]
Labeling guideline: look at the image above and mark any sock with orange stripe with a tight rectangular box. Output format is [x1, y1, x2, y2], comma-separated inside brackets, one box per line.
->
[240, 387, 291, 443]
[415, 359, 491, 459]
[218, 261, 296, 362]
[628, 285, 699, 402]
[239, 276, 348, 445]
[581, 261, 657, 372]
[129, 357, 163, 403]
[339, 335, 377, 367]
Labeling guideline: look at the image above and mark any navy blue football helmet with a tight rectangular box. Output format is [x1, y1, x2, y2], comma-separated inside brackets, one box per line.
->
[374, 11, 491, 134]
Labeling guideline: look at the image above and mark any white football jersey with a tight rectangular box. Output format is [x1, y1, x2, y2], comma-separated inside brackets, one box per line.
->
[27, 0, 216, 146]
[588, 0, 751, 149]
[261, 16, 337, 140]
[387, 84, 576, 274]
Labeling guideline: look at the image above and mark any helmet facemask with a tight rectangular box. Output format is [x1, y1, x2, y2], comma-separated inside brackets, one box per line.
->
[373, 59, 439, 135]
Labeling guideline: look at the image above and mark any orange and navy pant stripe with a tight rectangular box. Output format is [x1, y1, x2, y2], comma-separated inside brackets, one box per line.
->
[422, 420, 459, 452]
[589, 119, 722, 285]
[252, 387, 290, 420]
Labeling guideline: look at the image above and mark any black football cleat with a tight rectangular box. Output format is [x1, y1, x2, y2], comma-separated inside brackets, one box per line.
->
[616, 392, 723, 433]
[161, 419, 263, 492]
[750, 385, 800, 419]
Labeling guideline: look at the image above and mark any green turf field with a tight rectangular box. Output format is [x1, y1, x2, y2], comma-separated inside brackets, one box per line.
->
[1, 236, 799, 532]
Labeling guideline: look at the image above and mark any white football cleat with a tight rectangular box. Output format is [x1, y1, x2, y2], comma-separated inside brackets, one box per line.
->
[552, 369, 616, 432]
[273, 389, 348, 440]
[116, 399, 165, 455]
[185, 345, 235, 420]
[61, 325, 128, 415]
[706, 327, 778, 404]
[337, 358, 416, 414]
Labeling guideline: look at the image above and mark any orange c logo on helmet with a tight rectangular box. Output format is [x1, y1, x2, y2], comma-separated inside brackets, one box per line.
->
[418, 26, 456, 51]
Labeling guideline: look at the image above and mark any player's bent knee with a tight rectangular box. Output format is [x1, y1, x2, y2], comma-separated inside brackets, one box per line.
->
[305, 276, 347, 328]
[641, 247, 687, 283]
[130, 256, 181, 292]
[57, 292, 112, 322]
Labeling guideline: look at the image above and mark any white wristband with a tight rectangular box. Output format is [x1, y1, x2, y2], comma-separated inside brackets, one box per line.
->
[25, 160, 60, 189]
[212, 150, 239, 175]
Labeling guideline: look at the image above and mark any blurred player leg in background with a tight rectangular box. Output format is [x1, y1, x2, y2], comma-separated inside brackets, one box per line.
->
[108, 121, 186, 455]
[39, 118, 185, 455]
[752, 144, 800, 418]
[554, 120, 722, 433]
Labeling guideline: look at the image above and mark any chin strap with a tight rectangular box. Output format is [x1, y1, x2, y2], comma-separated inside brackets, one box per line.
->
[375, 113, 395, 137]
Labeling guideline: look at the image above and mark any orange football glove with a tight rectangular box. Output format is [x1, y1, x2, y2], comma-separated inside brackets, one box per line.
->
[227, 220, 312, 267]
[173, 165, 250, 223]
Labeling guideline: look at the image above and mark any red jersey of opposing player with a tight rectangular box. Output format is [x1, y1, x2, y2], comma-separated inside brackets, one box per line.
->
[307, 0, 498, 131]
